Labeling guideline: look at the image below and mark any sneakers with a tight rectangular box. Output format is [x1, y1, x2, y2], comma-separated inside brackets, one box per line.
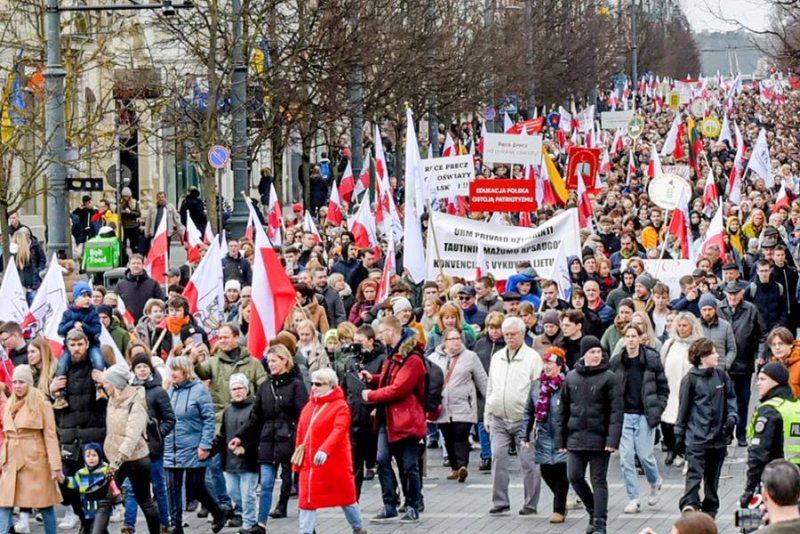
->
[364, 468, 375, 481]
[59, 510, 80, 530]
[648, 477, 664, 506]
[14, 515, 30, 534]
[370, 508, 399, 523]
[457, 466, 468, 483]
[673, 455, 685, 468]
[681, 506, 696, 517]
[110, 508, 124, 523]
[53, 397, 69, 410]
[478, 458, 492, 472]
[399, 508, 419, 523]
[549, 512, 566, 523]
[566, 496, 583, 510]
[623, 500, 641, 514]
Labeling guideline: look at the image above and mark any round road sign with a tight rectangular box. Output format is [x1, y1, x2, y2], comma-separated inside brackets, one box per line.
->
[208, 145, 230, 170]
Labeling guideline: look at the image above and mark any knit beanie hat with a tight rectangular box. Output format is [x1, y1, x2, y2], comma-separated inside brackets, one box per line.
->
[83, 442, 105, 462]
[324, 329, 339, 344]
[73, 281, 93, 301]
[761, 361, 789, 387]
[97, 304, 114, 318]
[12, 364, 34, 387]
[580, 336, 603, 357]
[391, 296, 413, 314]
[543, 347, 567, 368]
[131, 353, 154, 375]
[542, 310, 561, 327]
[698, 293, 718, 311]
[635, 273, 655, 291]
[103, 363, 132, 390]
[229, 373, 250, 393]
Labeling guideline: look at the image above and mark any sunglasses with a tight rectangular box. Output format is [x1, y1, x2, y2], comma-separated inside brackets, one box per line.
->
[311, 382, 326, 387]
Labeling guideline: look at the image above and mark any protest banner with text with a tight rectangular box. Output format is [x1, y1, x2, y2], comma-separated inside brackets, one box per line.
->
[469, 179, 537, 212]
[423, 154, 475, 199]
[482, 133, 543, 166]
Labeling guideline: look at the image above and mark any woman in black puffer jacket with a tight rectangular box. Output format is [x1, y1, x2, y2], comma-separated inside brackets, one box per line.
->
[232, 344, 308, 533]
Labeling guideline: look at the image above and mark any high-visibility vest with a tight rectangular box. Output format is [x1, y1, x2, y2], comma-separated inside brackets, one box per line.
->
[747, 397, 800, 464]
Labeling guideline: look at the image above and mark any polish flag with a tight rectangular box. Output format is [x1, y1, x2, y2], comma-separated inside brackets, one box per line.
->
[302, 210, 321, 244]
[477, 122, 488, 155]
[442, 132, 457, 157]
[699, 206, 727, 261]
[475, 241, 488, 280]
[728, 122, 744, 204]
[99, 325, 126, 368]
[703, 167, 720, 217]
[185, 215, 204, 264]
[660, 114, 681, 158]
[0, 261, 29, 324]
[747, 128, 773, 187]
[611, 128, 625, 154]
[203, 222, 214, 244]
[21, 255, 67, 356]
[600, 149, 612, 174]
[116, 296, 136, 328]
[627, 149, 636, 185]
[244, 208, 255, 242]
[349, 199, 378, 250]
[375, 233, 395, 305]
[503, 112, 514, 133]
[648, 143, 663, 179]
[339, 160, 355, 204]
[772, 182, 793, 214]
[145, 214, 168, 285]
[355, 161, 370, 198]
[577, 174, 593, 228]
[374, 125, 389, 182]
[266, 183, 283, 246]
[183, 235, 225, 332]
[718, 113, 733, 146]
[327, 179, 344, 226]
[247, 222, 297, 359]
[667, 186, 693, 260]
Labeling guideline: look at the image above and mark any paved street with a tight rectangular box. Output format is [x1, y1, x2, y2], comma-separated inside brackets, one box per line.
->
[18, 438, 748, 534]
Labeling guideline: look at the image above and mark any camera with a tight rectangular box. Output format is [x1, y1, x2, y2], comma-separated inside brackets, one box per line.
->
[735, 500, 765, 533]
[340, 343, 365, 356]
[161, 0, 176, 16]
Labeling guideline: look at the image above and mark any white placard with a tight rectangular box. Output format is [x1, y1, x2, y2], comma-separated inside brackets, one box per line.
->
[423, 154, 475, 199]
[621, 259, 696, 300]
[482, 133, 543, 166]
[601, 110, 635, 130]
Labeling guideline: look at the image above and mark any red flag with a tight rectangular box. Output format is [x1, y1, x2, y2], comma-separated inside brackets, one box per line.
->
[648, 143, 663, 179]
[248, 222, 297, 359]
[349, 199, 378, 250]
[700, 207, 727, 262]
[266, 183, 283, 246]
[185, 215, 204, 264]
[375, 234, 395, 305]
[302, 210, 321, 244]
[577, 175, 593, 228]
[667, 187, 692, 259]
[703, 168, 720, 216]
[145, 215, 168, 285]
[477, 123, 487, 155]
[442, 132, 457, 157]
[475, 241, 488, 280]
[203, 222, 214, 244]
[519, 212, 532, 228]
[327, 179, 344, 226]
[339, 161, 355, 204]
[772, 184, 793, 214]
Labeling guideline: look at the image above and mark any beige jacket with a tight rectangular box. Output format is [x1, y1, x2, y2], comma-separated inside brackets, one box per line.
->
[485, 344, 543, 425]
[104, 386, 150, 467]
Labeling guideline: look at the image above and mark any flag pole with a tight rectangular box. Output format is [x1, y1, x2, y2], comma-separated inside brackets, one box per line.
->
[425, 199, 445, 280]
[655, 208, 674, 275]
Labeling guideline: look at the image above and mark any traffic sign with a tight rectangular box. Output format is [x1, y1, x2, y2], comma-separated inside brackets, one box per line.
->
[484, 107, 496, 121]
[547, 112, 561, 129]
[627, 115, 645, 139]
[208, 145, 230, 170]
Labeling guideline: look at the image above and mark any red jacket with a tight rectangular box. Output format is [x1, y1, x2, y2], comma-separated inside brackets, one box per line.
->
[294, 387, 356, 510]
[366, 329, 427, 443]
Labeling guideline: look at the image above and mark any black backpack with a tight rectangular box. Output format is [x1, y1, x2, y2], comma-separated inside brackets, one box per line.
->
[417, 354, 444, 417]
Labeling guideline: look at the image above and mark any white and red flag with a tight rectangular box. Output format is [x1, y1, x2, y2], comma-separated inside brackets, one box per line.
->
[667, 186, 693, 260]
[185, 215, 204, 264]
[302, 210, 321, 244]
[0, 261, 29, 325]
[375, 233, 396, 305]
[699, 206, 727, 261]
[703, 167, 720, 217]
[183, 235, 225, 333]
[327, 179, 344, 226]
[349, 198, 378, 251]
[145, 215, 168, 285]
[21, 255, 67, 356]
[475, 241, 488, 280]
[338, 160, 355, 204]
[266, 183, 283, 246]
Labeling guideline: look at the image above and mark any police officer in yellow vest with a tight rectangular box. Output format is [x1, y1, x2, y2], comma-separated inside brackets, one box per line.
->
[740, 362, 800, 507]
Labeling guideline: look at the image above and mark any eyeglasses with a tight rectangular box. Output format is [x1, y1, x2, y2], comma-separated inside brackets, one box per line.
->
[458, 295, 472, 301]
[311, 381, 326, 387]
[445, 337, 461, 341]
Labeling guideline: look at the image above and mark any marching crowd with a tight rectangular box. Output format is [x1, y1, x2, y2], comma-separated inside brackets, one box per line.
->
[1, 75, 800, 534]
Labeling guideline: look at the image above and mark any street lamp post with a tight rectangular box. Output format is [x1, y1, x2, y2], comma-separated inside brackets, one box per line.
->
[43, 0, 193, 257]
[631, 0, 638, 94]
[228, 0, 249, 237]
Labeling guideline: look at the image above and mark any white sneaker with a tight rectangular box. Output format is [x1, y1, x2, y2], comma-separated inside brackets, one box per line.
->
[566, 495, 583, 510]
[673, 455, 685, 468]
[110, 508, 124, 523]
[682, 462, 688, 476]
[59, 511, 80, 530]
[648, 477, 663, 506]
[14, 515, 30, 534]
[623, 500, 641, 514]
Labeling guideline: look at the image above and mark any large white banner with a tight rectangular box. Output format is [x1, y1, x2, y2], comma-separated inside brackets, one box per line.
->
[423, 154, 475, 199]
[426, 208, 581, 281]
[600, 110, 634, 130]
[482, 133, 543, 166]
[620, 258, 696, 300]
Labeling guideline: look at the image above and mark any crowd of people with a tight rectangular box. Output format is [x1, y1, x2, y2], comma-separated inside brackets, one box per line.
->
[0, 73, 800, 534]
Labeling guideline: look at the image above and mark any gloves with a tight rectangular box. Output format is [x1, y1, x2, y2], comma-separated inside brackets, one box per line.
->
[724, 417, 737, 436]
[313, 451, 328, 466]
[739, 491, 754, 509]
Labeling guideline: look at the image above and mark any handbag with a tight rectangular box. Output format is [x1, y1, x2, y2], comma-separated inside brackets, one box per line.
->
[290, 404, 328, 468]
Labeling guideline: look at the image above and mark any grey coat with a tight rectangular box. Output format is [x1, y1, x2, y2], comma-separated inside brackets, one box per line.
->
[429, 347, 487, 424]
[700, 316, 737, 370]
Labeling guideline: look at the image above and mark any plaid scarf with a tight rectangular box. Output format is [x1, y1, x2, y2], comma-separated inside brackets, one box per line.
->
[534, 371, 565, 423]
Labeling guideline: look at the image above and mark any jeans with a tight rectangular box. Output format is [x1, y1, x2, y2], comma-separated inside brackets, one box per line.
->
[257, 463, 279, 525]
[439, 422, 473, 469]
[0, 506, 56, 534]
[205, 453, 232, 507]
[298, 504, 362, 534]
[225, 471, 259, 528]
[56, 345, 106, 378]
[93, 457, 161, 534]
[477, 422, 492, 460]
[679, 446, 726, 517]
[376, 425, 421, 514]
[566, 450, 610, 522]
[124, 458, 170, 528]
[619, 414, 660, 500]
[731, 373, 753, 442]
[166, 467, 222, 534]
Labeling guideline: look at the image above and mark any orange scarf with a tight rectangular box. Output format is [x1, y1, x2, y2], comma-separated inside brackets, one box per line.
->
[166, 315, 190, 335]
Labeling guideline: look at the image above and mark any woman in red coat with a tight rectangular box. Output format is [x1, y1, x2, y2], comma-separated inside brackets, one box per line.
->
[294, 368, 365, 534]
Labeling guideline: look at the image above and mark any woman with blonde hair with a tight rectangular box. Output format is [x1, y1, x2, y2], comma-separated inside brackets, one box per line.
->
[743, 207, 766, 239]
[0, 365, 63, 534]
[612, 311, 662, 354]
[12, 228, 47, 305]
[425, 302, 476, 356]
[27, 338, 57, 397]
[295, 319, 331, 390]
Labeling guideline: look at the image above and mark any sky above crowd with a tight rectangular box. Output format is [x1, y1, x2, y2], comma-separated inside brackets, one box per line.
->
[680, 0, 770, 32]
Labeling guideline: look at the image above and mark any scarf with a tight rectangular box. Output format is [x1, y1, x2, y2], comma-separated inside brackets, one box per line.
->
[534, 371, 565, 423]
[166, 315, 190, 335]
[9, 395, 25, 419]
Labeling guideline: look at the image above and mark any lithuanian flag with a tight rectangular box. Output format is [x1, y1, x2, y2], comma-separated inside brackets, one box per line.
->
[542, 146, 569, 205]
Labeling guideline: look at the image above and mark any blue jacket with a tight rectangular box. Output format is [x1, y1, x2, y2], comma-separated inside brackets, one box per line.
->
[164, 378, 215, 469]
[462, 304, 487, 329]
[518, 377, 567, 465]
[57, 305, 102, 344]
[506, 273, 541, 308]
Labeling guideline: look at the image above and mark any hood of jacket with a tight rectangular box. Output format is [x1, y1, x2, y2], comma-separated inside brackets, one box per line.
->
[393, 328, 423, 360]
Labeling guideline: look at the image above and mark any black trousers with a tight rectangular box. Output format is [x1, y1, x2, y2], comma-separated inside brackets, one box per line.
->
[731, 373, 753, 442]
[660, 422, 676, 452]
[566, 451, 610, 522]
[352, 429, 378, 499]
[679, 446, 726, 517]
[92, 457, 160, 534]
[540, 463, 569, 515]
[166, 467, 222, 534]
[439, 422, 473, 469]
[276, 461, 292, 504]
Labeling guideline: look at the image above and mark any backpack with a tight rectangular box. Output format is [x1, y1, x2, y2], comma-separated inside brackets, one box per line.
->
[418, 354, 444, 418]
[749, 281, 783, 300]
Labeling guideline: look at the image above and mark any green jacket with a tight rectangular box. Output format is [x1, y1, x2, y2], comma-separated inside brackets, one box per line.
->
[107, 316, 130, 355]
[195, 347, 267, 430]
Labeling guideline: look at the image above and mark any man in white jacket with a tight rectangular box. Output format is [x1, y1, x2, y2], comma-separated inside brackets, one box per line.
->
[485, 316, 544, 515]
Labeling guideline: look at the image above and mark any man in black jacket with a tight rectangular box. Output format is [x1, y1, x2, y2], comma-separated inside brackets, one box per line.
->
[343, 325, 387, 498]
[674, 338, 738, 519]
[746, 260, 788, 332]
[51, 329, 108, 531]
[222, 239, 253, 286]
[313, 267, 346, 327]
[718, 280, 767, 447]
[116, 254, 166, 322]
[609, 326, 669, 513]
[559, 336, 623, 534]
[0, 321, 29, 367]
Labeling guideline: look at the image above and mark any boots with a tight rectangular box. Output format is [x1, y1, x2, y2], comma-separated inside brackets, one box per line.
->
[446, 469, 459, 480]
[593, 518, 607, 534]
[269, 497, 288, 519]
